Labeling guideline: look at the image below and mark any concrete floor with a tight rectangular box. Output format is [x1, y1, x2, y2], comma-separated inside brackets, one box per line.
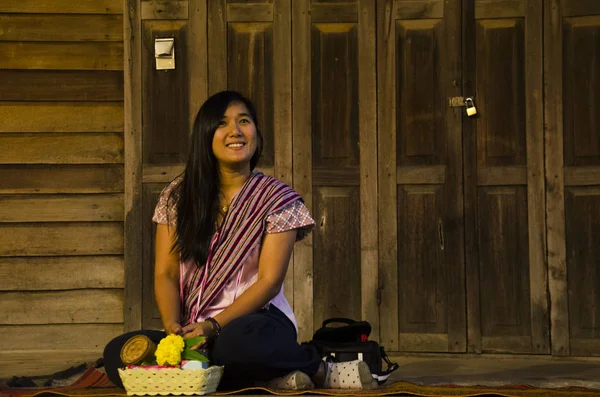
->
[387, 354, 600, 390]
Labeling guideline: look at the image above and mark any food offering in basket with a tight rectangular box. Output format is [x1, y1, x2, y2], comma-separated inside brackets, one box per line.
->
[118, 334, 224, 396]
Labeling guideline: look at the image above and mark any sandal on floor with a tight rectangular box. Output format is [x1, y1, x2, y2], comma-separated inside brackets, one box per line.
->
[266, 370, 315, 390]
[322, 359, 378, 389]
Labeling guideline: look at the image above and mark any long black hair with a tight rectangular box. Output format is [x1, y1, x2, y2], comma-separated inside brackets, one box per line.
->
[170, 91, 263, 266]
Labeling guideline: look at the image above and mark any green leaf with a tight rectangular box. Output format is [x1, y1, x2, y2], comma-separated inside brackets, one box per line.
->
[184, 336, 205, 349]
[182, 349, 209, 362]
[140, 360, 158, 366]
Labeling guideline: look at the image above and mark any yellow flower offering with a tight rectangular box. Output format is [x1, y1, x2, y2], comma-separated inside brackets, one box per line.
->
[155, 334, 185, 366]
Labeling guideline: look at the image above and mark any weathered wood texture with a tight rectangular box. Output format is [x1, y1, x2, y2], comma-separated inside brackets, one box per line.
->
[292, 0, 314, 343]
[0, 256, 124, 290]
[124, 0, 143, 333]
[546, 0, 600, 356]
[138, 0, 297, 332]
[378, 0, 465, 352]
[0, 1, 125, 375]
[464, 0, 548, 354]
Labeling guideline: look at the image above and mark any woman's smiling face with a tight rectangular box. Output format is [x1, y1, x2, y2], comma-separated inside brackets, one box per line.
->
[212, 102, 258, 170]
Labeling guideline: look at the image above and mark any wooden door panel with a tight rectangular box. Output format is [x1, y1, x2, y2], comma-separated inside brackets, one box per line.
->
[475, 19, 526, 169]
[209, 0, 289, 177]
[313, 187, 361, 323]
[227, 22, 275, 168]
[308, 2, 364, 331]
[141, 183, 167, 330]
[465, 0, 547, 354]
[379, 0, 465, 353]
[477, 187, 532, 352]
[546, 0, 600, 356]
[293, 0, 377, 342]
[563, 16, 600, 168]
[141, 20, 189, 166]
[397, 185, 449, 351]
[565, 187, 600, 354]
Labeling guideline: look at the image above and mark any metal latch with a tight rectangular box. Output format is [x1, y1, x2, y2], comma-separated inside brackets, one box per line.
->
[448, 96, 466, 107]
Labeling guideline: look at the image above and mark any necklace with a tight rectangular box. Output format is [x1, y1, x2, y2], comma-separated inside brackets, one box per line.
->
[220, 204, 229, 214]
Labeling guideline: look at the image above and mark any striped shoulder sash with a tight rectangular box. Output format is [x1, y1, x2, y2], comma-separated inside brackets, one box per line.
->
[182, 172, 301, 325]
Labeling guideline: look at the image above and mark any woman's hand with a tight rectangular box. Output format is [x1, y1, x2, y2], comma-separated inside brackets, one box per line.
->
[182, 321, 214, 349]
[165, 322, 182, 335]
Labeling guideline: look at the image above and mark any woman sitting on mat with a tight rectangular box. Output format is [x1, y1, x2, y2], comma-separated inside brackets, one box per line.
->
[103, 90, 376, 390]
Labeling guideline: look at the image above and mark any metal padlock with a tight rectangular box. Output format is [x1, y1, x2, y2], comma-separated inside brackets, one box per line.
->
[465, 97, 477, 116]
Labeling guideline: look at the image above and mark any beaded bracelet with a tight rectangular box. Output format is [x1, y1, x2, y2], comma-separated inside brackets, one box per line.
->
[206, 317, 222, 337]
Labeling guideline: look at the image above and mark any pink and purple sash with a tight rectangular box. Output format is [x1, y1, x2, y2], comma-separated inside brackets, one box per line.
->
[181, 172, 301, 325]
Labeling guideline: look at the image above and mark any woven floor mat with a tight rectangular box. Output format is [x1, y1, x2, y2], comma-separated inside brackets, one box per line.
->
[2, 369, 599, 397]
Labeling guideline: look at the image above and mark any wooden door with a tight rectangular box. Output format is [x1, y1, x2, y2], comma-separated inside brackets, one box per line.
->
[292, 0, 378, 343]
[463, 0, 548, 354]
[139, 1, 202, 329]
[138, 0, 293, 329]
[545, 0, 600, 356]
[377, 0, 466, 353]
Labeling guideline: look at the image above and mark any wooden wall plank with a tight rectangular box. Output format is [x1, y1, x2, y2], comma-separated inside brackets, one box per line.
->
[0, 256, 124, 290]
[227, 3, 273, 22]
[0, 133, 123, 164]
[311, 3, 358, 23]
[358, 0, 379, 342]
[475, 0, 524, 19]
[0, 42, 124, 70]
[442, 0, 466, 353]
[377, 0, 399, 351]
[563, 1, 600, 17]
[477, 166, 527, 185]
[0, 15, 123, 42]
[0, 0, 123, 14]
[292, 0, 313, 342]
[272, 0, 293, 305]
[399, 333, 449, 352]
[208, 0, 227, 93]
[0, 165, 124, 194]
[0, 349, 108, 378]
[482, 336, 534, 353]
[0, 102, 123, 133]
[464, 0, 481, 353]
[525, 0, 549, 354]
[188, 0, 208, 128]
[0, 71, 124, 101]
[565, 166, 600, 186]
[0, 222, 123, 256]
[0, 290, 123, 324]
[0, 324, 122, 350]
[397, 166, 447, 185]
[141, 1, 188, 20]
[123, 0, 143, 332]
[395, 1, 443, 19]
[0, 194, 123, 223]
[544, 0, 569, 356]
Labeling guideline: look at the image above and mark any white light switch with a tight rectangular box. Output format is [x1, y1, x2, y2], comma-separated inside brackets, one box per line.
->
[155, 38, 175, 70]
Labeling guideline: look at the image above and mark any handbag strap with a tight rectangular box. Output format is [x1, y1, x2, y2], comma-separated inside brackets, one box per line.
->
[322, 318, 357, 327]
[373, 346, 400, 385]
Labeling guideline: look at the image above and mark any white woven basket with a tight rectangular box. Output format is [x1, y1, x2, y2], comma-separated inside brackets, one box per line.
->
[118, 366, 224, 396]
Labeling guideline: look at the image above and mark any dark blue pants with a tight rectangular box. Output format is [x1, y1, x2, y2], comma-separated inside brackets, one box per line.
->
[103, 306, 322, 390]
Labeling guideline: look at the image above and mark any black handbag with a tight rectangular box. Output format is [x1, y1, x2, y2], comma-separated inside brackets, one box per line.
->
[311, 318, 399, 385]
